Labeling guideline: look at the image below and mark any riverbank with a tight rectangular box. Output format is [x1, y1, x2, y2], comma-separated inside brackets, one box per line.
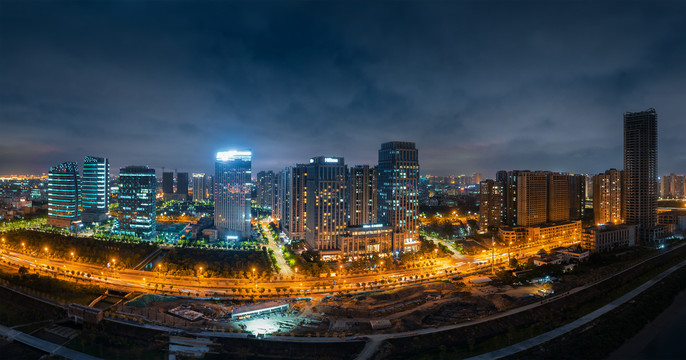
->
[608, 288, 686, 360]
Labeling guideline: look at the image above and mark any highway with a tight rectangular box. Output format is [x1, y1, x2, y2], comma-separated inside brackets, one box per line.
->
[0, 236, 579, 299]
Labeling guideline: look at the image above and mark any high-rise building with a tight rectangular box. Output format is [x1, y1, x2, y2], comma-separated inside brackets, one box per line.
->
[569, 174, 586, 220]
[81, 156, 109, 223]
[256, 171, 276, 211]
[192, 173, 206, 201]
[350, 165, 377, 226]
[47, 162, 80, 228]
[547, 173, 571, 223]
[118, 166, 157, 240]
[593, 169, 623, 225]
[378, 141, 420, 252]
[516, 171, 548, 226]
[162, 172, 174, 194]
[305, 157, 347, 254]
[214, 150, 252, 240]
[472, 173, 483, 185]
[479, 180, 504, 231]
[205, 175, 213, 201]
[585, 174, 594, 199]
[276, 169, 290, 223]
[623, 108, 659, 242]
[176, 172, 189, 199]
[660, 173, 685, 199]
[284, 165, 308, 240]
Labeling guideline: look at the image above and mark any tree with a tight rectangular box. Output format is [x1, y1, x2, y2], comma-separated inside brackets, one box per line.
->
[18, 266, 29, 276]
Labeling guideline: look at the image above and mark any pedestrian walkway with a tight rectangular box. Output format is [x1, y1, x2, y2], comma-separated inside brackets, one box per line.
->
[0, 323, 101, 360]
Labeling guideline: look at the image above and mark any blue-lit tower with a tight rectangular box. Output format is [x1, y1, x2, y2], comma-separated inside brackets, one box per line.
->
[47, 162, 80, 228]
[214, 150, 252, 240]
[117, 166, 157, 240]
[81, 156, 109, 223]
[377, 141, 420, 252]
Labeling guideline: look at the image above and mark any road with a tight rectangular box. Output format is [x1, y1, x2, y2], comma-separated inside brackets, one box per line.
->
[260, 220, 293, 277]
[0, 235, 579, 299]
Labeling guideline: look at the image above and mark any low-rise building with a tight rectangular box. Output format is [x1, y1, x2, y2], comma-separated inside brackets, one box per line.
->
[340, 224, 393, 257]
[556, 248, 590, 262]
[498, 226, 527, 244]
[582, 224, 636, 253]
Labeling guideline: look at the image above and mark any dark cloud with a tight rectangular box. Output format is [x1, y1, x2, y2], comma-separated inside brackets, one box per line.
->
[0, 0, 685, 177]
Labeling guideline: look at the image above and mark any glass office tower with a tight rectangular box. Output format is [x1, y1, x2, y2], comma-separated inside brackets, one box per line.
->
[118, 166, 157, 240]
[214, 150, 252, 240]
[47, 162, 80, 228]
[81, 156, 109, 223]
[377, 141, 420, 252]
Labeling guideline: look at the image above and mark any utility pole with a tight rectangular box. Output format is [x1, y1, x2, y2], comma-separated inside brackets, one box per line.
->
[491, 236, 495, 275]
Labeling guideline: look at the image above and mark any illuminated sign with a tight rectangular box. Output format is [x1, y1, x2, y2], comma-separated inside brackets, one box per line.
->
[362, 224, 383, 229]
[226, 235, 239, 240]
[216, 150, 252, 161]
[324, 157, 339, 163]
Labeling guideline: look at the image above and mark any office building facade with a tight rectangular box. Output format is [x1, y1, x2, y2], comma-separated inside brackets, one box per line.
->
[378, 141, 420, 252]
[81, 156, 109, 223]
[118, 166, 157, 240]
[350, 165, 377, 226]
[162, 172, 174, 195]
[623, 108, 659, 242]
[47, 162, 80, 228]
[176, 172, 189, 199]
[256, 170, 276, 211]
[214, 150, 252, 240]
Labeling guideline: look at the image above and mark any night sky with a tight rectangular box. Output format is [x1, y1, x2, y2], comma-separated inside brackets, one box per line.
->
[1, 1, 685, 178]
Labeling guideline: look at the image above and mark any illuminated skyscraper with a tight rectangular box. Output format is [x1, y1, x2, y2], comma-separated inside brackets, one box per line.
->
[81, 156, 109, 223]
[377, 141, 420, 252]
[305, 156, 347, 254]
[118, 166, 157, 240]
[214, 150, 252, 240]
[350, 165, 377, 226]
[624, 108, 659, 242]
[192, 173, 206, 201]
[47, 162, 80, 228]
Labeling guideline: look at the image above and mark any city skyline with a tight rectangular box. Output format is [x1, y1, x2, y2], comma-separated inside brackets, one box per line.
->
[2, 1, 686, 176]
